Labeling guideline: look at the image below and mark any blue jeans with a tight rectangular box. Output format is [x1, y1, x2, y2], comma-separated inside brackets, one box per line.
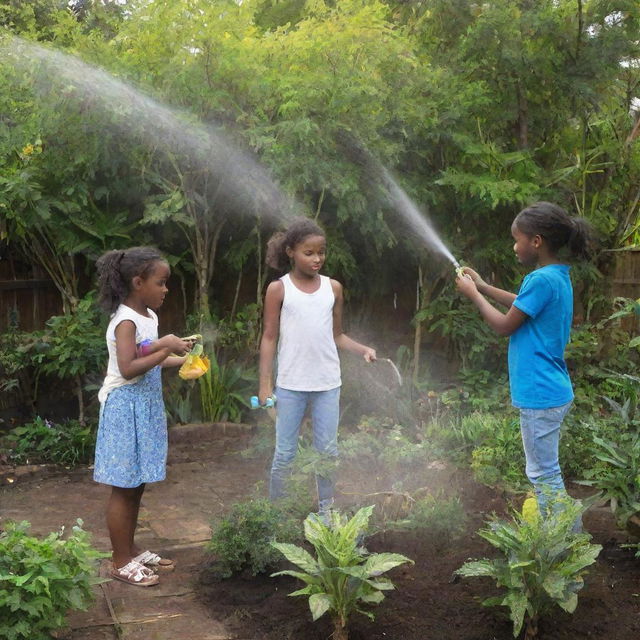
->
[520, 401, 572, 517]
[269, 386, 340, 510]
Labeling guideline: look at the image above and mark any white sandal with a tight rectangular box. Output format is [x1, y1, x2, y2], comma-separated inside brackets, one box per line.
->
[132, 550, 176, 572]
[110, 560, 159, 587]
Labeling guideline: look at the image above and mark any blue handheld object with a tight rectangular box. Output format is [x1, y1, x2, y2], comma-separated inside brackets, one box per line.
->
[250, 394, 276, 409]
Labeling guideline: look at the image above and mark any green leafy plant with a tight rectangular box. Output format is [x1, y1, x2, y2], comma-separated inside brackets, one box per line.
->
[20, 294, 105, 423]
[469, 415, 527, 492]
[206, 497, 303, 578]
[340, 416, 430, 473]
[164, 379, 194, 426]
[2, 417, 96, 467]
[387, 493, 467, 550]
[456, 500, 601, 639]
[199, 350, 254, 422]
[0, 519, 108, 640]
[271, 506, 413, 640]
[579, 428, 640, 529]
[578, 388, 640, 529]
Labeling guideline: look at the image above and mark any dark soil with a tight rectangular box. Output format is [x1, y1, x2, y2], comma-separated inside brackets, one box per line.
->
[197, 473, 640, 640]
[3, 422, 640, 639]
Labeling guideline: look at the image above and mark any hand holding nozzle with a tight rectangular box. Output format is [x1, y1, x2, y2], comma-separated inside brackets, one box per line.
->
[250, 394, 277, 409]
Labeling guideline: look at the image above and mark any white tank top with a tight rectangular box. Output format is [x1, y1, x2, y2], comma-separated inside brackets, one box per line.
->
[276, 273, 341, 392]
[98, 304, 158, 404]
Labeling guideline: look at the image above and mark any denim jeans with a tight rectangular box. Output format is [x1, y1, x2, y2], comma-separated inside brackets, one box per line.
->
[269, 386, 340, 510]
[519, 401, 573, 518]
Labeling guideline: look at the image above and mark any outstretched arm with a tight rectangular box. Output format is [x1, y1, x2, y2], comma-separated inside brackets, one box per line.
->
[462, 267, 516, 308]
[456, 275, 527, 337]
[331, 280, 376, 362]
[258, 280, 284, 404]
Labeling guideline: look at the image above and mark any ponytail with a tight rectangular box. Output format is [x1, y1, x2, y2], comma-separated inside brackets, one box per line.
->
[265, 231, 289, 272]
[96, 246, 164, 313]
[514, 202, 595, 261]
[568, 216, 595, 261]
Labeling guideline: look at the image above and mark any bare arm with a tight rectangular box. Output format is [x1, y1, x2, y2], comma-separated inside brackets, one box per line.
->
[456, 276, 527, 337]
[162, 355, 187, 368]
[258, 280, 284, 404]
[462, 267, 516, 308]
[331, 280, 376, 362]
[115, 322, 190, 379]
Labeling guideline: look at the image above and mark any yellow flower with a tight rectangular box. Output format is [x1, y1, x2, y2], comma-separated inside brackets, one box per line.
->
[22, 144, 34, 156]
[522, 496, 540, 525]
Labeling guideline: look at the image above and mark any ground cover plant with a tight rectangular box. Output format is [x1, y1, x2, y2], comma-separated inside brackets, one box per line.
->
[271, 505, 413, 640]
[1, 416, 96, 467]
[580, 419, 640, 530]
[0, 519, 107, 640]
[456, 499, 601, 640]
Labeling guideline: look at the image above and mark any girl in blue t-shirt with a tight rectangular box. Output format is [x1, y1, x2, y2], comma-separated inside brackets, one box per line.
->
[456, 202, 593, 519]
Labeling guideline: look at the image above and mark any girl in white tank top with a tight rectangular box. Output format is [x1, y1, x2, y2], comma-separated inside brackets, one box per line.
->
[258, 218, 376, 514]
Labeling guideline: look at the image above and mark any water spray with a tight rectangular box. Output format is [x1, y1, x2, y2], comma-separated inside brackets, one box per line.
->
[378, 358, 403, 387]
[337, 132, 463, 276]
[5, 36, 296, 225]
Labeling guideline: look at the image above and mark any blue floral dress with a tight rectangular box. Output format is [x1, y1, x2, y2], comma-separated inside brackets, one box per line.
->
[93, 366, 167, 488]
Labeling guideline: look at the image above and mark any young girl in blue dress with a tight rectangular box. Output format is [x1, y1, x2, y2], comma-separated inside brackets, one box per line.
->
[95, 247, 192, 586]
[456, 202, 594, 521]
[258, 217, 377, 517]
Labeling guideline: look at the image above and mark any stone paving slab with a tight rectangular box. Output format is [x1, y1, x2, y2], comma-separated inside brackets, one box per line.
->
[0, 423, 265, 640]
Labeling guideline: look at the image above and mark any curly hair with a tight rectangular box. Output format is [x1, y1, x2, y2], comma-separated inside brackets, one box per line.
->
[265, 217, 325, 272]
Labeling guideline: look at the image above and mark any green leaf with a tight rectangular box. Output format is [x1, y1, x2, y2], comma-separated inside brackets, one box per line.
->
[308, 592, 332, 621]
[359, 590, 385, 604]
[504, 591, 527, 636]
[271, 542, 319, 573]
[557, 592, 578, 613]
[363, 552, 413, 577]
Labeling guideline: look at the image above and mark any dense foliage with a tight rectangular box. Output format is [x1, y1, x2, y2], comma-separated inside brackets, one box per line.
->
[0, 1, 638, 468]
[0, 519, 106, 640]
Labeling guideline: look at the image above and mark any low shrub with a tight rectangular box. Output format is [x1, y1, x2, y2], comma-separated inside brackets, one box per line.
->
[0, 519, 107, 640]
[206, 497, 304, 578]
[468, 415, 526, 492]
[2, 417, 96, 466]
[387, 492, 467, 550]
[340, 416, 431, 473]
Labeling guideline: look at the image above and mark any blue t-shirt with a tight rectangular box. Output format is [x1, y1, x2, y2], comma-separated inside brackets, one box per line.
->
[508, 264, 574, 409]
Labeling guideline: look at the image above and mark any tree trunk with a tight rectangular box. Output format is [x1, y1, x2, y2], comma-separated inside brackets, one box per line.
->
[75, 374, 85, 425]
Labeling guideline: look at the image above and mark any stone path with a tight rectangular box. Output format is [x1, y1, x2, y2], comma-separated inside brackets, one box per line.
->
[1, 423, 265, 640]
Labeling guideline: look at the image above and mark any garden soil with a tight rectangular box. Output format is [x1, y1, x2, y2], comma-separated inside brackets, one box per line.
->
[1, 422, 639, 640]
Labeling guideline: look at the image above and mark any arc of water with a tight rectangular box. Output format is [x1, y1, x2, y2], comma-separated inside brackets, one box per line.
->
[4, 36, 296, 224]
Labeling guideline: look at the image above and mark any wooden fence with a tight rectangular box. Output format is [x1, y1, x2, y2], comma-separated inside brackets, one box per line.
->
[0, 256, 62, 333]
[610, 247, 640, 334]
[2, 245, 639, 339]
